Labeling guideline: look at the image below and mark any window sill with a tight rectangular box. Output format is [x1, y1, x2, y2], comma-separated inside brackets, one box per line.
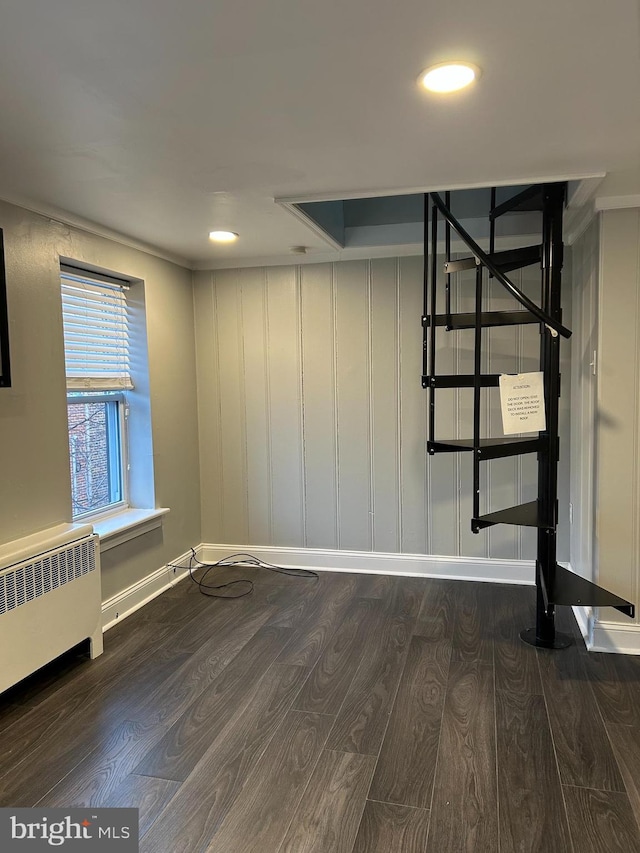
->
[92, 508, 170, 552]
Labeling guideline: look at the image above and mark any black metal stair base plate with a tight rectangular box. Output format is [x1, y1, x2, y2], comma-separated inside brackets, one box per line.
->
[549, 564, 635, 618]
[519, 628, 573, 650]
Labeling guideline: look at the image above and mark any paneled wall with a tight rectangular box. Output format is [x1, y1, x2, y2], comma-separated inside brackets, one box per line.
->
[570, 218, 599, 584]
[596, 208, 640, 624]
[195, 255, 570, 560]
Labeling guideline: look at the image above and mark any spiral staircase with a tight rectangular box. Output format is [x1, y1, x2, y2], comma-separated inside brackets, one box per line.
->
[422, 182, 634, 648]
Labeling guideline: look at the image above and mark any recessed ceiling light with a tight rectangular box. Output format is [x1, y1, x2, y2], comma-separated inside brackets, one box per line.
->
[419, 62, 480, 93]
[209, 230, 239, 243]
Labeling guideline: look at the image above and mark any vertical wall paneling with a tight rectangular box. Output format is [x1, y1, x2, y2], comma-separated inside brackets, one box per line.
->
[597, 209, 640, 622]
[335, 260, 372, 551]
[370, 258, 400, 552]
[570, 219, 599, 584]
[213, 270, 250, 544]
[296, 265, 308, 548]
[557, 249, 573, 564]
[398, 255, 428, 555]
[456, 265, 488, 558]
[240, 268, 272, 545]
[266, 266, 305, 546]
[300, 264, 338, 548]
[194, 273, 224, 541]
[518, 264, 543, 561]
[515, 292, 524, 560]
[195, 254, 557, 562]
[427, 264, 459, 556]
[486, 270, 520, 558]
[332, 263, 341, 549]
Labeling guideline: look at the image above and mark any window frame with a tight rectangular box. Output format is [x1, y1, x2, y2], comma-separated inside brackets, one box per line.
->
[61, 265, 134, 524]
[66, 390, 130, 522]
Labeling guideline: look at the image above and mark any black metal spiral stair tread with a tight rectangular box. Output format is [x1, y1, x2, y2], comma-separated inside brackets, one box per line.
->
[428, 436, 543, 460]
[490, 185, 545, 220]
[548, 564, 635, 618]
[472, 500, 552, 531]
[430, 310, 540, 330]
[425, 373, 501, 388]
[444, 244, 542, 275]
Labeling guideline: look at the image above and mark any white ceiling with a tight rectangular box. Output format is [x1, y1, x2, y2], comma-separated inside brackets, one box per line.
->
[0, 0, 638, 268]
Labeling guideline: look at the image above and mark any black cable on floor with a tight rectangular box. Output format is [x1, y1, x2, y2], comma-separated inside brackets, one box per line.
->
[167, 548, 318, 599]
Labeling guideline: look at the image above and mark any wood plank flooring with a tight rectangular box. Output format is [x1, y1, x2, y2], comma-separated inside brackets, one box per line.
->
[2, 569, 640, 852]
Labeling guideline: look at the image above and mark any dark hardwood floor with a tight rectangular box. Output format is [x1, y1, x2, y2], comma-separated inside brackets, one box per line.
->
[2, 567, 640, 852]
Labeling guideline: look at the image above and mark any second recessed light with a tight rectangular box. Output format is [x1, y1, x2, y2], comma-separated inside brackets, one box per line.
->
[419, 62, 479, 93]
[209, 230, 239, 243]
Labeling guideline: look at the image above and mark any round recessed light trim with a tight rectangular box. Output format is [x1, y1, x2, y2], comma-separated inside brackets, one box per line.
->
[419, 62, 480, 93]
[209, 230, 239, 243]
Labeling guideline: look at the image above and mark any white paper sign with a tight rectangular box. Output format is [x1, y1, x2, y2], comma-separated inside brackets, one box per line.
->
[499, 372, 546, 435]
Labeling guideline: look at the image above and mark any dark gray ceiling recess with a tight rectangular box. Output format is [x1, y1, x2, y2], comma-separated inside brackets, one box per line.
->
[295, 184, 543, 249]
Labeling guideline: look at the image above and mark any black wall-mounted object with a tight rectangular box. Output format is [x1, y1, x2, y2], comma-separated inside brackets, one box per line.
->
[0, 229, 10, 388]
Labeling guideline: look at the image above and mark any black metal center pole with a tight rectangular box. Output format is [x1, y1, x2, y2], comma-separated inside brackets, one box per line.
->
[520, 184, 572, 650]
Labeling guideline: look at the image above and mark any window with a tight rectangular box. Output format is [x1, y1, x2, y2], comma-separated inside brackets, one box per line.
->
[67, 394, 125, 517]
[61, 268, 132, 519]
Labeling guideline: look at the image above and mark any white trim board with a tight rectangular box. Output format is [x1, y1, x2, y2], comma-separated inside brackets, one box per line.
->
[571, 605, 593, 647]
[276, 171, 606, 205]
[99, 545, 640, 653]
[95, 507, 170, 553]
[191, 231, 541, 272]
[200, 544, 535, 585]
[571, 602, 640, 655]
[595, 194, 640, 212]
[101, 543, 536, 634]
[101, 546, 197, 631]
[588, 618, 640, 655]
[0, 192, 191, 269]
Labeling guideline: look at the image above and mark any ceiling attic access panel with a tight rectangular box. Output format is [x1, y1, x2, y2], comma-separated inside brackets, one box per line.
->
[290, 184, 545, 251]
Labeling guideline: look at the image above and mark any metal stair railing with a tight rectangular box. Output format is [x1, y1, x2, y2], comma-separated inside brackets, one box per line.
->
[430, 192, 571, 340]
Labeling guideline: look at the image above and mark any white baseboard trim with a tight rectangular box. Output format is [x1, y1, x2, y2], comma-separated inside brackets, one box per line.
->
[588, 619, 640, 655]
[199, 543, 535, 585]
[101, 545, 640, 653]
[571, 605, 593, 646]
[101, 543, 535, 633]
[101, 546, 200, 631]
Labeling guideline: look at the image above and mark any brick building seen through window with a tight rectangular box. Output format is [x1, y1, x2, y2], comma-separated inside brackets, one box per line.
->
[67, 397, 124, 517]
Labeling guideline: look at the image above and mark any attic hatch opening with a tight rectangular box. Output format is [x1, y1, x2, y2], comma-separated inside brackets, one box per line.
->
[289, 183, 548, 253]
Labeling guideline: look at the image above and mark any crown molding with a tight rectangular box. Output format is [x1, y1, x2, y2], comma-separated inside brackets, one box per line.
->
[0, 192, 192, 269]
[595, 194, 640, 212]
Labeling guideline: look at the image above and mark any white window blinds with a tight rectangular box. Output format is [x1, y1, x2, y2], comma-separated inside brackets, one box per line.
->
[61, 270, 133, 391]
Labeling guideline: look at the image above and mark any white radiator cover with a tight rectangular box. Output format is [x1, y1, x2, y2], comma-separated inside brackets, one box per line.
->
[0, 523, 103, 694]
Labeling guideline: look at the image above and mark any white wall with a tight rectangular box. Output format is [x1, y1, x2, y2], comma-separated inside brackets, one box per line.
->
[195, 255, 570, 561]
[595, 208, 640, 625]
[0, 200, 201, 602]
[570, 218, 599, 584]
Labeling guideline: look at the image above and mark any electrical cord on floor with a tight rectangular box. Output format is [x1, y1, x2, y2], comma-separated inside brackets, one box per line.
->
[167, 548, 318, 599]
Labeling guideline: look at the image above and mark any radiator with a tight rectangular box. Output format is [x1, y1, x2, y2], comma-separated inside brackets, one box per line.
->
[0, 523, 103, 694]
